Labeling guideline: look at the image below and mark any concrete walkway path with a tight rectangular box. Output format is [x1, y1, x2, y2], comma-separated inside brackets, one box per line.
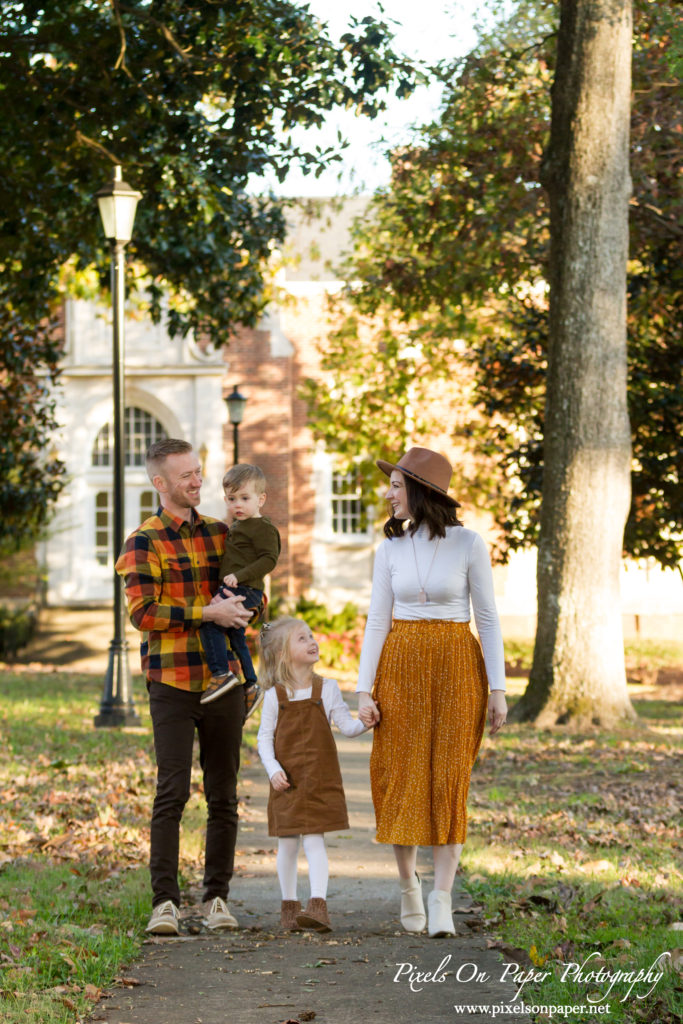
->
[13, 609, 528, 1022]
[90, 729, 530, 1024]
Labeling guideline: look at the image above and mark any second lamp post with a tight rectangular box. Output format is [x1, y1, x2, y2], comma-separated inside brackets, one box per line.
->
[225, 385, 247, 465]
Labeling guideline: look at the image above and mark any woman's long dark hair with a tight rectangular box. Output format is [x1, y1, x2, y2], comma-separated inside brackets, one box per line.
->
[383, 474, 462, 540]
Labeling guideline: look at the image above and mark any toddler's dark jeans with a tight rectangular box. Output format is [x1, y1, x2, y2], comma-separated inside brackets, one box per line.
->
[199, 584, 262, 686]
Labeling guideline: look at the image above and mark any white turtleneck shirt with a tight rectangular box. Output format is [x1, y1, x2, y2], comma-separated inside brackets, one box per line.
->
[356, 525, 506, 693]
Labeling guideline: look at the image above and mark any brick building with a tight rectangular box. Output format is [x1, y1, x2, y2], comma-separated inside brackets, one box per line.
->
[44, 198, 377, 611]
[223, 197, 375, 608]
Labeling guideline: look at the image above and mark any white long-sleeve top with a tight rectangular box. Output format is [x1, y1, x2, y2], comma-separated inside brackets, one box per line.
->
[257, 676, 367, 780]
[356, 525, 506, 693]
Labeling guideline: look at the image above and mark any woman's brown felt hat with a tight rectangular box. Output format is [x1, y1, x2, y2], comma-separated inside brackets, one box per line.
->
[377, 447, 460, 507]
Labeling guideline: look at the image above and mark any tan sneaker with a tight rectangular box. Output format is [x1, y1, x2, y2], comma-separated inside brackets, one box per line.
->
[244, 683, 264, 720]
[200, 672, 240, 704]
[203, 896, 239, 930]
[145, 900, 180, 935]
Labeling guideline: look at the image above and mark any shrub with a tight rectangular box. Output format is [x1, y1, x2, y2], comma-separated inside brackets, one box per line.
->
[0, 602, 38, 659]
[294, 597, 365, 671]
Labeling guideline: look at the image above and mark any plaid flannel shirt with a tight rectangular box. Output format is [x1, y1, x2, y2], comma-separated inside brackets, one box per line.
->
[115, 506, 239, 691]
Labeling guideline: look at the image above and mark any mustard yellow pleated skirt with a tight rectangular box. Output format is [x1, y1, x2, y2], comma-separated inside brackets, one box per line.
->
[370, 619, 488, 846]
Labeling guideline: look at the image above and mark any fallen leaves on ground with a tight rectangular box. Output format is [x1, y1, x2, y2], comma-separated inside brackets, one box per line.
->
[0, 753, 154, 869]
[0, 721, 258, 874]
[470, 732, 682, 864]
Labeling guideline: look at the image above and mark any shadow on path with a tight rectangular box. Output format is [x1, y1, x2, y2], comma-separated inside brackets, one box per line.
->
[11, 607, 140, 673]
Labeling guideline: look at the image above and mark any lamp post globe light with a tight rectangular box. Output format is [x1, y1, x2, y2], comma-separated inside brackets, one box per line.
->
[94, 165, 142, 728]
[225, 384, 247, 465]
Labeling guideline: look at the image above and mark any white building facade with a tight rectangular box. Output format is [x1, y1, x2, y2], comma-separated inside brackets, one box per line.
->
[45, 298, 228, 604]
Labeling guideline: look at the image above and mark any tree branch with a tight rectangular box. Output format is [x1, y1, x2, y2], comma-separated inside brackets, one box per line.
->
[159, 21, 192, 61]
[118, 3, 194, 62]
[505, 32, 558, 65]
[109, 0, 132, 78]
[629, 197, 683, 237]
[74, 130, 122, 164]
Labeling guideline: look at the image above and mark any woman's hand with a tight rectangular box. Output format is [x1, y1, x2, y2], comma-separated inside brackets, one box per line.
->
[487, 690, 507, 736]
[270, 770, 290, 792]
[357, 691, 380, 727]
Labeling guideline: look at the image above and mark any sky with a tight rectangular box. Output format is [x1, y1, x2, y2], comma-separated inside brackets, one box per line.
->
[263, 0, 485, 196]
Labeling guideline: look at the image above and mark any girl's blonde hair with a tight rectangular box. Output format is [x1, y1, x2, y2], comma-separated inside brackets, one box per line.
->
[259, 617, 321, 696]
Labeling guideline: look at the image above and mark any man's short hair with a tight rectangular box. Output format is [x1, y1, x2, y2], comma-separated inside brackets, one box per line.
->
[222, 463, 267, 493]
[146, 439, 194, 483]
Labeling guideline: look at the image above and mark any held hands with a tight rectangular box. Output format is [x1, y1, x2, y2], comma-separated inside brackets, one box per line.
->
[270, 770, 290, 792]
[487, 690, 507, 736]
[357, 691, 380, 728]
[358, 688, 504, 733]
[223, 573, 238, 588]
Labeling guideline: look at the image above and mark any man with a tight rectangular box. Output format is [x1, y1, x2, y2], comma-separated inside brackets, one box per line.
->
[116, 438, 253, 936]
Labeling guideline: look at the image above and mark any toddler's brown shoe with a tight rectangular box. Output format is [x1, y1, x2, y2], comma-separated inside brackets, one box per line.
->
[200, 672, 240, 704]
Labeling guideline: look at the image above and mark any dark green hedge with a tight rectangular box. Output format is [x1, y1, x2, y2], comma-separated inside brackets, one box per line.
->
[0, 603, 38, 659]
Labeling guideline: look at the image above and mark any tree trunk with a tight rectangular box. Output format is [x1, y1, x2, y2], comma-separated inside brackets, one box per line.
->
[512, 0, 635, 727]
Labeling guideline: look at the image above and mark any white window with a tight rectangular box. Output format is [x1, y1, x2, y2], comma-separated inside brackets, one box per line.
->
[94, 490, 111, 566]
[139, 489, 157, 522]
[331, 471, 367, 536]
[91, 411, 165, 569]
[91, 407, 167, 467]
[93, 488, 159, 568]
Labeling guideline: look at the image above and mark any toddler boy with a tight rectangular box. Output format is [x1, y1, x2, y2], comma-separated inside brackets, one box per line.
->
[200, 464, 281, 718]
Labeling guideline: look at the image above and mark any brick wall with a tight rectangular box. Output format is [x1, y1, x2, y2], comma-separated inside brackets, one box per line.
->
[222, 292, 331, 602]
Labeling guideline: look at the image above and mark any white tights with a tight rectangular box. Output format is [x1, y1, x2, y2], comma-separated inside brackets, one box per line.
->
[276, 834, 328, 900]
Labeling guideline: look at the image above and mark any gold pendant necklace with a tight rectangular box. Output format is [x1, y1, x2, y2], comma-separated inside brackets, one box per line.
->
[411, 534, 440, 604]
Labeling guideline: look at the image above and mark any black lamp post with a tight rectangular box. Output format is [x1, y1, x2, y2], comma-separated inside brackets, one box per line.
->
[94, 165, 142, 728]
[225, 385, 247, 464]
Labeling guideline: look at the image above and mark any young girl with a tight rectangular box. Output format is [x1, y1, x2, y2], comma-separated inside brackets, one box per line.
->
[257, 617, 369, 933]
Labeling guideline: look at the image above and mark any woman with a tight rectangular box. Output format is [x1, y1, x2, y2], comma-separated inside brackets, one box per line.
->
[356, 447, 507, 938]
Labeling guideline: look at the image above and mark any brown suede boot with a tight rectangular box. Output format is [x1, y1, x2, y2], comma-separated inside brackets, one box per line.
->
[280, 900, 302, 932]
[296, 897, 332, 933]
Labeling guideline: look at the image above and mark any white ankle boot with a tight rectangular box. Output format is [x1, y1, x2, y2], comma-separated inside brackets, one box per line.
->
[428, 889, 455, 937]
[399, 873, 426, 932]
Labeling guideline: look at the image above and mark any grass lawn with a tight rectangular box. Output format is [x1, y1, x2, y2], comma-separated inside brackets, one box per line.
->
[0, 649, 681, 1023]
[462, 667, 682, 1023]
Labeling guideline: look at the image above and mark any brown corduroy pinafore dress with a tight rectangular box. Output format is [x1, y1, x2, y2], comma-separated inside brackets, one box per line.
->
[267, 676, 350, 837]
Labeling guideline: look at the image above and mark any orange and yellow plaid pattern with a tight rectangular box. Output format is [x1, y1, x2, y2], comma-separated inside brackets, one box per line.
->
[115, 507, 237, 691]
